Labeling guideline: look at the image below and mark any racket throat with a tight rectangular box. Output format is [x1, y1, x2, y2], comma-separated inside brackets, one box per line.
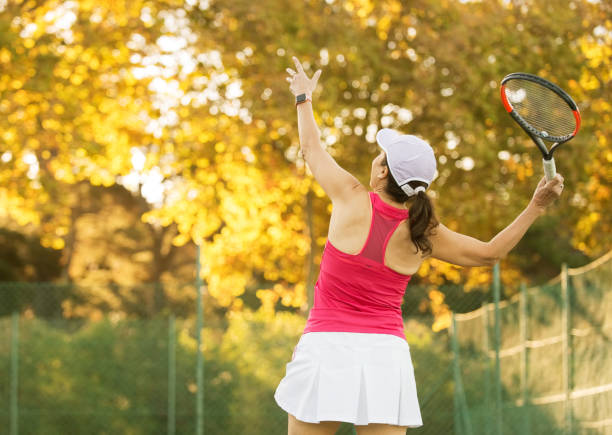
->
[549, 141, 561, 155]
[535, 137, 558, 181]
[533, 136, 551, 158]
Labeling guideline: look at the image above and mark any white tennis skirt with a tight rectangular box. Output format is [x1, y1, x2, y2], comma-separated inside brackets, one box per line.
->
[274, 331, 423, 427]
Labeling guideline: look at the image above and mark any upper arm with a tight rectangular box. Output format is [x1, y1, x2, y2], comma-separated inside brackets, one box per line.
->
[302, 142, 365, 203]
[428, 223, 498, 267]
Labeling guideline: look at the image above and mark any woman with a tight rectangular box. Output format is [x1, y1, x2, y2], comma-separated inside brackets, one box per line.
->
[275, 56, 564, 435]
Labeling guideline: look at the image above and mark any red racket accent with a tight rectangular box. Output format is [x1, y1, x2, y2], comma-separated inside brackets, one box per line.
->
[572, 110, 581, 136]
[500, 84, 512, 113]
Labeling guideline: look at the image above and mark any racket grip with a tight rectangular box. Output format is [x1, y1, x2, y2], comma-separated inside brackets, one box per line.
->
[543, 157, 556, 181]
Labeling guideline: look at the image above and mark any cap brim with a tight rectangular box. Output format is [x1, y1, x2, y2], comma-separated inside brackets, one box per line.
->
[376, 128, 400, 152]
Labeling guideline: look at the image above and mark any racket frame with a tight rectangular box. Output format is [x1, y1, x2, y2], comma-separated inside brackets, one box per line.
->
[500, 72, 581, 180]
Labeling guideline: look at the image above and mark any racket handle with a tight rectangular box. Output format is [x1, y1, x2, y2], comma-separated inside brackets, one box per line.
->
[542, 157, 556, 181]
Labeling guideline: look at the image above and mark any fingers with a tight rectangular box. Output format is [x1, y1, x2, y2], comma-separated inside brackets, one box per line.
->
[548, 174, 563, 185]
[543, 174, 565, 199]
[287, 58, 322, 91]
[292, 56, 304, 73]
[545, 174, 564, 190]
[554, 174, 564, 192]
[531, 173, 565, 209]
[289, 57, 322, 79]
[538, 174, 563, 189]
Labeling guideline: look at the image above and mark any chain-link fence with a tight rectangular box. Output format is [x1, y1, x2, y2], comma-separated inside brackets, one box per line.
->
[0, 282, 473, 434]
[452, 251, 612, 435]
[1, 251, 610, 434]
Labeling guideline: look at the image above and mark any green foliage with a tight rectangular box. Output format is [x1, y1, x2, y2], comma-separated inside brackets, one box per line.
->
[0, 308, 459, 433]
[0, 229, 62, 283]
[0, 316, 235, 434]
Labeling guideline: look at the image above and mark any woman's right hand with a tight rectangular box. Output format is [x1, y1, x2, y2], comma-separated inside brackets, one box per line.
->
[530, 174, 564, 211]
[286, 56, 321, 98]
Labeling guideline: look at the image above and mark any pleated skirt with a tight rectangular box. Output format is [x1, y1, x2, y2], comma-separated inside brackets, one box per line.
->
[274, 331, 423, 427]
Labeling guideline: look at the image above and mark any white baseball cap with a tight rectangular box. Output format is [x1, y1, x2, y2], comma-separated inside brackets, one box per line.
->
[376, 128, 437, 197]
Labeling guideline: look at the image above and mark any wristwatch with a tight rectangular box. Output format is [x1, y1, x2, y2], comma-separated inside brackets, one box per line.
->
[295, 93, 311, 106]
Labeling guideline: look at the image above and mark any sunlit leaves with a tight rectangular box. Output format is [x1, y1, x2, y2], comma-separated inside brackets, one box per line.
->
[1, 0, 610, 325]
[0, 0, 158, 239]
[569, 18, 612, 255]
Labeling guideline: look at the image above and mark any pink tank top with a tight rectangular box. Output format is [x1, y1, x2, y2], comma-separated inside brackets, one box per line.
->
[302, 192, 412, 341]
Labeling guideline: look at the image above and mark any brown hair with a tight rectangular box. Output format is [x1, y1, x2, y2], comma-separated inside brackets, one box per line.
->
[381, 156, 439, 256]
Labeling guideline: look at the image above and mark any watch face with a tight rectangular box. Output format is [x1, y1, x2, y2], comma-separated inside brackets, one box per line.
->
[296, 94, 306, 102]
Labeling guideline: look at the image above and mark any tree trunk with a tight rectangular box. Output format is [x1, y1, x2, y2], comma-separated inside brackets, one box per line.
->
[304, 187, 316, 314]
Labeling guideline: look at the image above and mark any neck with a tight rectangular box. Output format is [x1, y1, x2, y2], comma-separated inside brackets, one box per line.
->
[373, 185, 409, 210]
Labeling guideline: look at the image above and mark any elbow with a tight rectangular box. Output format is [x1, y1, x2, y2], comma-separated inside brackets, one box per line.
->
[481, 245, 503, 266]
[300, 140, 319, 153]
[483, 255, 501, 267]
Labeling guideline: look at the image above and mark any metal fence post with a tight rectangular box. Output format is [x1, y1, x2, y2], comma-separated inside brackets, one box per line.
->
[10, 311, 18, 435]
[493, 263, 503, 435]
[451, 313, 473, 435]
[196, 245, 204, 435]
[561, 264, 573, 434]
[520, 283, 530, 435]
[452, 313, 463, 435]
[168, 314, 176, 435]
[482, 302, 491, 435]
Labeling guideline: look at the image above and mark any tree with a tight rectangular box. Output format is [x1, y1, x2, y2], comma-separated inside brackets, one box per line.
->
[1, 0, 609, 327]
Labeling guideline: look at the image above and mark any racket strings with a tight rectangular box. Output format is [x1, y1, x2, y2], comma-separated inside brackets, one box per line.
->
[504, 79, 576, 137]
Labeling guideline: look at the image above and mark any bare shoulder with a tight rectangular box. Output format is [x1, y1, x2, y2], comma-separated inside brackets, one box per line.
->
[331, 183, 371, 217]
[327, 184, 372, 252]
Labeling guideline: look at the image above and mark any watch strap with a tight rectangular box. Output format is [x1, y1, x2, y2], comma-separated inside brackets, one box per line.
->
[295, 93, 312, 106]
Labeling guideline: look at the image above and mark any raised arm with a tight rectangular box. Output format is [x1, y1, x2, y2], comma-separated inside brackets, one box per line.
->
[286, 56, 363, 203]
[429, 175, 564, 267]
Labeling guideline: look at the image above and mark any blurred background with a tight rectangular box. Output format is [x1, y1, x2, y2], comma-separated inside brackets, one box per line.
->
[0, 0, 610, 433]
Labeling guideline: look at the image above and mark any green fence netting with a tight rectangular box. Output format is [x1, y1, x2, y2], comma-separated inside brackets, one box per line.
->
[1, 250, 610, 434]
[453, 251, 612, 435]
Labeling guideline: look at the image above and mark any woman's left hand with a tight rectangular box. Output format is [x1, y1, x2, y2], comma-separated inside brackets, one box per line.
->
[530, 174, 564, 211]
[286, 56, 321, 98]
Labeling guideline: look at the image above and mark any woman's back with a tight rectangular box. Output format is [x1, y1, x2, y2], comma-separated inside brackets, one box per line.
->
[302, 190, 419, 340]
[327, 187, 424, 276]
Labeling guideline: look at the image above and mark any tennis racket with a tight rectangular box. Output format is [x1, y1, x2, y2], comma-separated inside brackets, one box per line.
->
[500, 72, 581, 181]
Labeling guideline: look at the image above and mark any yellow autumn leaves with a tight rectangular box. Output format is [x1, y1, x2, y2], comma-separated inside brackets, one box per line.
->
[0, 0, 610, 329]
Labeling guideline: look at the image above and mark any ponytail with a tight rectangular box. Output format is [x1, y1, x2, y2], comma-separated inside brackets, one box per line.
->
[407, 189, 438, 256]
[382, 156, 439, 256]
